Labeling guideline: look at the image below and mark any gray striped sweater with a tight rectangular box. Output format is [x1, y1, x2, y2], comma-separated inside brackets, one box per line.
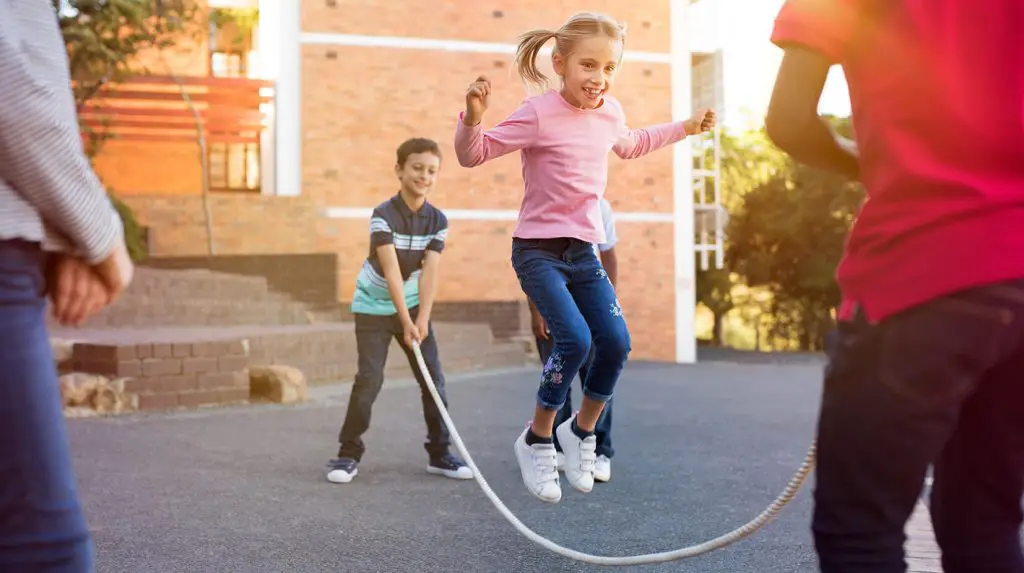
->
[0, 0, 123, 264]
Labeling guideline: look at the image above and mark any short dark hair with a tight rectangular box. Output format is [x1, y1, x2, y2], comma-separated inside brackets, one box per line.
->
[396, 137, 442, 167]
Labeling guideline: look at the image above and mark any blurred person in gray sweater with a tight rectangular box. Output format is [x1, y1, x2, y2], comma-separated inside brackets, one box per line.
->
[0, 1, 135, 570]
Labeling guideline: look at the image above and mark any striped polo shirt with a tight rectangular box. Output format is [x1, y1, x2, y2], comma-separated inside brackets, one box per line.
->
[350, 194, 449, 316]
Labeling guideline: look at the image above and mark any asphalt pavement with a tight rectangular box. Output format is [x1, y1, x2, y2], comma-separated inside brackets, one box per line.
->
[70, 357, 826, 572]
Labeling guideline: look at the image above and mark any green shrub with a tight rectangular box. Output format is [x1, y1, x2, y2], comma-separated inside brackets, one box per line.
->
[109, 193, 148, 263]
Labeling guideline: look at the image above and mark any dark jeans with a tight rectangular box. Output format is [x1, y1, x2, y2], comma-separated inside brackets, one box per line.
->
[0, 240, 94, 571]
[536, 336, 614, 458]
[814, 279, 1024, 572]
[337, 307, 451, 461]
[511, 238, 630, 410]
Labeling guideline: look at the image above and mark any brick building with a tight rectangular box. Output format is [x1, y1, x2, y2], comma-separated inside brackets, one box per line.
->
[96, 0, 712, 364]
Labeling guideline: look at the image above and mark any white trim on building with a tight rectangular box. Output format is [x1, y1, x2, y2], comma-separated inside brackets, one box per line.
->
[671, 0, 698, 364]
[323, 207, 674, 223]
[299, 33, 672, 64]
[269, 0, 301, 197]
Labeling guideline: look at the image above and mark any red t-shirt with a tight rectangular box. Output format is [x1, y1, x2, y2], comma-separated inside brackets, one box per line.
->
[772, 0, 1024, 322]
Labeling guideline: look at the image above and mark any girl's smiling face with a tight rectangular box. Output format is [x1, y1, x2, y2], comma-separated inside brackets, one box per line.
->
[553, 35, 623, 110]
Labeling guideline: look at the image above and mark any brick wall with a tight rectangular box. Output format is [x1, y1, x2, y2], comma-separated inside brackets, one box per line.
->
[144, 253, 339, 307]
[86, 0, 683, 363]
[72, 338, 250, 411]
[121, 194, 319, 256]
[300, 1, 670, 52]
[132, 5, 211, 77]
[302, 0, 678, 362]
[300, 46, 673, 213]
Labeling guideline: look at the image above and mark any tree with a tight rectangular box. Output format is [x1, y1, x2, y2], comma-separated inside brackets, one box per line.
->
[715, 128, 788, 211]
[694, 128, 787, 345]
[695, 263, 733, 345]
[58, 0, 201, 157]
[56, 0, 200, 260]
[57, 0, 200, 109]
[726, 117, 863, 351]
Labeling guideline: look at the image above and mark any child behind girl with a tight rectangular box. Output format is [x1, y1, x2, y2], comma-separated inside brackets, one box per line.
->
[454, 11, 715, 503]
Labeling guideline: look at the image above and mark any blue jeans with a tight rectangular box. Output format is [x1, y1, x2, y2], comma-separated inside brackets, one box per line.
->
[535, 336, 615, 458]
[0, 241, 94, 571]
[338, 308, 451, 461]
[511, 237, 630, 411]
[815, 280, 1024, 572]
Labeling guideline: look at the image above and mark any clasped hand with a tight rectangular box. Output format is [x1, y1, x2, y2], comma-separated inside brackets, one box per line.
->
[49, 242, 134, 327]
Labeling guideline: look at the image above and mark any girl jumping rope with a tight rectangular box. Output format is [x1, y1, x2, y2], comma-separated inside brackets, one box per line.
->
[454, 11, 715, 503]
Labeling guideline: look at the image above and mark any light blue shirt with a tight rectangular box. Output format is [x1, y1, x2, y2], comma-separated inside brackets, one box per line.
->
[595, 198, 618, 255]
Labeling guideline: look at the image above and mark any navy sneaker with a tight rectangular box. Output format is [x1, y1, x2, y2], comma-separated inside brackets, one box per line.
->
[427, 453, 473, 480]
[326, 457, 358, 484]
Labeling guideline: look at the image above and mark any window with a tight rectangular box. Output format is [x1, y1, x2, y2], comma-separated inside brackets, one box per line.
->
[210, 51, 245, 78]
[208, 8, 254, 78]
[206, 8, 261, 193]
[208, 142, 261, 192]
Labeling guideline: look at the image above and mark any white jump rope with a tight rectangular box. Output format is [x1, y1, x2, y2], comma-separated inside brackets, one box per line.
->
[410, 341, 818, 566]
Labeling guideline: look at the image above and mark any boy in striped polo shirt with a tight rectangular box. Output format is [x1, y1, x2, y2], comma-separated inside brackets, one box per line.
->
[326, 138, 472, 484]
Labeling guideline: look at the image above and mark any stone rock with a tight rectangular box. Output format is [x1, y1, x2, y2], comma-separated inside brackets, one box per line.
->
[249, 365, 308, 404]
[60, 372, 103, 407]
[59, 373, 136, 415]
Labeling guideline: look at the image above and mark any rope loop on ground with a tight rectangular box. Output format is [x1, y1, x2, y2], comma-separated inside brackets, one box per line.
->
[411, 342, 817, 566]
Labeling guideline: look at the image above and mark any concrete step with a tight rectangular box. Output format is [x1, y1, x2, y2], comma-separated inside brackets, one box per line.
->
[431, 322, 495, 346]
[440, 340, 534, 373]
[59, 295, 313, 328]
[48, 267, 322, 330]
[131, 267, 274, 302]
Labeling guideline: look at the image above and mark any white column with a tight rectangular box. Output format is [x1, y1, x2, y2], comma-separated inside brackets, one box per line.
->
[254, 0, 277, 196]
[670, 0, 697, 364]
[267, 0, 301, 197]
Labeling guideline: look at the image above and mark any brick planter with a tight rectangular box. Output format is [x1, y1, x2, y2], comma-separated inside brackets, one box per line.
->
[70, 337, 250, 412]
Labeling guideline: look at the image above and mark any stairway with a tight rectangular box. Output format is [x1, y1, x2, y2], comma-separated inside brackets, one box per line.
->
[53, 268, 314, 328]
[49, 267, 534, 388]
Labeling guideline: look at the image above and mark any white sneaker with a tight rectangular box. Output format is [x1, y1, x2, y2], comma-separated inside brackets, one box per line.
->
[426, 453, 474, 480]
[594, 455, 611, 483]
[555, 415, 596, 492]
[514, 427, 561, 503]
[325, 457, 358, 484]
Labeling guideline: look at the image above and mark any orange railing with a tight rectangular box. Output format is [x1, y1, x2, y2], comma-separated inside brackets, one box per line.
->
[79, 75, 274, 145]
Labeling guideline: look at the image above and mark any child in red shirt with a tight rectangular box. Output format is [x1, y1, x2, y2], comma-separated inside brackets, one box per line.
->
[769, 1, 1024, 571]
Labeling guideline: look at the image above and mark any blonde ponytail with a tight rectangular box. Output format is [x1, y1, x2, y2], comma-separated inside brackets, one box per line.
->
[515, 29, 558, 92]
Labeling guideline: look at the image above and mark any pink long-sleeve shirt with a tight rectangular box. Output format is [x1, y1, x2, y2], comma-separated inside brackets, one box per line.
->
[454, 90, 688, 244]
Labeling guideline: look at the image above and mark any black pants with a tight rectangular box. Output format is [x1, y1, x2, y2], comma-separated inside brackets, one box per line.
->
[814, 279, 1024, 572]
[337, 307, 451, 461]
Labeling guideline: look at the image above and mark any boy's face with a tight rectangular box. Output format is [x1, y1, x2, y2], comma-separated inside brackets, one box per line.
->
[395, 151, 441, 198]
